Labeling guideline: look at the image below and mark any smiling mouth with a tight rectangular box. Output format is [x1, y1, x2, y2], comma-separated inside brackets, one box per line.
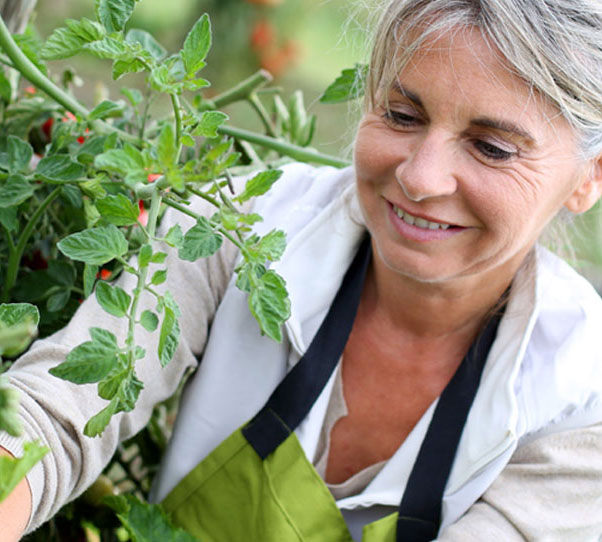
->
[392, 204, 452, 230]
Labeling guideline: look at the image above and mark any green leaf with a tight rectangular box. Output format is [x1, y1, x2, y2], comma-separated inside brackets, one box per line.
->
[126, 28, 167, 60]
[95, 281, 131, 318]
[84, 397, 118, 437]
[319, 63, 368, 104]
[58, 225, 128, 265]
[83, 264, 99, 298]
[138, 244, 152, 268]
[49, 329, 119, 384]
[104, 494, 197, 542]
[89, 100, 125, 121]
[151, 270, 167, 286]
[61, 184, 83, 209]
[46, 289, 71, 313]
[41, 19, 105, 60]
[121, 87, 143, 106]
[0, 175, 34, 208]
[0, 303, 40, 329]
[0, 207, 18, 232]
[112, 58, 146, 80]
[0, 378, 21, 436]
[256, 230, 287, 262]
[150, 252, 167, 264]
[157, 124, 176, 169]
[178, 217, 222, 261]
[96, 194, 140, 226]
[235, 169, 283, 203]
[181, 13, 211, 76]
[36, 155, 86, 183]
[140, 310, 158, 332]
[0, 71, 12, 103]
[158, 304, 175, 366]
[7, 136, 33, 174]
[78, 137, 111, 168]
[164, 225, 183, 248]
[95, 145, 145, 177]
[95, 0, 136, 33]
[0, 442, 49, 502]
[248, 270, 291, 342]
[84, 37, 129, 60]
[191, 111, 228, 138]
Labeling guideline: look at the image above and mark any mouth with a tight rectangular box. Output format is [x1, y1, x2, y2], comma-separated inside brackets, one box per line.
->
[391, 204, 453, 230]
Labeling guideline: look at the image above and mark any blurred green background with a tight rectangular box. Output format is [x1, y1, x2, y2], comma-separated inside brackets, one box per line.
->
[32, 0, 371, 159]
[28, 0, 602, 289]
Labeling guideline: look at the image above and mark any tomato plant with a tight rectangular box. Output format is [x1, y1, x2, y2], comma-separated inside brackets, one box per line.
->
[0, 0, 363, 539]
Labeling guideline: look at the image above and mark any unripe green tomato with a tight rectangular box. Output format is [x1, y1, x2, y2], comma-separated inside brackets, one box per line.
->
[82, 474, 116, 506]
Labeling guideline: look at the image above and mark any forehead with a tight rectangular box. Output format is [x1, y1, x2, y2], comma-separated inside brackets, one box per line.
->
[386, 26, 568, 138]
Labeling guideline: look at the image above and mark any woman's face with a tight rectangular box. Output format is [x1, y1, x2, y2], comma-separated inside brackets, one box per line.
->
[354, 27, 599, 288]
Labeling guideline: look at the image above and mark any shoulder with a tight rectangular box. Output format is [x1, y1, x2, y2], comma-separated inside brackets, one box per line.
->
[519, 247, 602, 436]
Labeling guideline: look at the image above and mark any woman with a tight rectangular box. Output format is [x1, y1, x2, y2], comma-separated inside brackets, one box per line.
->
[3, 0, 602, 540]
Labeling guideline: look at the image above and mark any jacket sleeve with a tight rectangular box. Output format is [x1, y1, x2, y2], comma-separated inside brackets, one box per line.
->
[437, 422, 602, 541]
[0, 192, 246, 533]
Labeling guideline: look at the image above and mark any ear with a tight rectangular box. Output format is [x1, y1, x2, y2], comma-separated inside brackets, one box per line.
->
[564, 155, 602, 214]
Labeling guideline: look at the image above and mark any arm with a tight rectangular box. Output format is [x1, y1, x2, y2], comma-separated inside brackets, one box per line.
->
[437, 422, 602, 541]
[0, 447, 32, 542]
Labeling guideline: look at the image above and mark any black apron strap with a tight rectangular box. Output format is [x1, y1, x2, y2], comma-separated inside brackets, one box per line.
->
[396, 309, 503, 541]
[242, 236, 372, 459]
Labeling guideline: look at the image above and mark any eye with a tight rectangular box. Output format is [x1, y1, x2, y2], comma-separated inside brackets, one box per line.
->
[473, 139, 517, 161]
[382, 108, 422, 128]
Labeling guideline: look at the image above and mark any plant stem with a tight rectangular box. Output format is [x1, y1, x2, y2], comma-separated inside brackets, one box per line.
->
[1, 186, 61, 302]
[0, 14, 139, 145]
[186, 186, 220, 208]
[170, 93, 183, 162]
[209, 70, 273, 110]
[247, 93, 277, 137]
[217, 125, 351, 168]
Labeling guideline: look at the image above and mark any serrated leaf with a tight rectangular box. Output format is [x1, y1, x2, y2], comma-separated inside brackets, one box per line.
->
[66, 17, 106, 43]
[58, 225, 128, 265]
[0, 175, 34, 208]
[248, 270, 290, 342]
[191, 111, 228, 138]
[49, 333, 118, 384]
[104, 494, 197, 542]
[158, 305, 176, 367]
[0, 303, 40, 328]
[36, 155, 86, 183]
[95, 281, 131, 318]
[0, 442, 48, 502]
[235, 169, 282, 203]
[89, 100, 125, 121]
[41, 25, 91, 61]
[164, 224, 183, 248]
[181, 13, 211, 76]
[112, 58, 146, 80]
[319, 63, 368, 104]
[96, 194, 139, 226]
[126, 28, 166, 60]
[140, 310, 158, 332]
[256, 230, 287, 262]
[79, 179, 107, 199]
[95, 0, 136, 33]
[178, 217, 222, 261]
[7, 136, 33, 174]
[0, 304, 39, 358]
[138, 244, 152, 268]
[84, 397, 118, 437]
[84, 37, 129, 60]
[95, 145, 145, 176]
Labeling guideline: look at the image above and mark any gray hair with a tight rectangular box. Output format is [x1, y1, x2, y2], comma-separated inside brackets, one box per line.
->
[366, 0, 602, 159]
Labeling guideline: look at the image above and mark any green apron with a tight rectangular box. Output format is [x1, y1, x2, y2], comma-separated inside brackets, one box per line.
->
[161, 237, 502, 542]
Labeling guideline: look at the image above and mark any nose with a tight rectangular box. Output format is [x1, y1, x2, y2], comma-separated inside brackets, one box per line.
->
[395, 132, 458, 202]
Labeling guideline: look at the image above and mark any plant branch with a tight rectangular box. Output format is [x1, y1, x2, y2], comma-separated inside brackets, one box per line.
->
[209, 70, 273, 109]
[170, 93, 183, 162]
[2, 186, 61, 302]
[247, 92, 277, 137]
[217, 125, 351, 168]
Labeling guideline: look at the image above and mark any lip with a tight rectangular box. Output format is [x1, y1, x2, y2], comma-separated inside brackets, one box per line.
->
[389, 200, 455, 227]
[386, 201, 466, 242]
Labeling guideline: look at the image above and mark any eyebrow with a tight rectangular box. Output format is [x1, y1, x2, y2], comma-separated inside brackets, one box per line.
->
[390, 82, 536, 144]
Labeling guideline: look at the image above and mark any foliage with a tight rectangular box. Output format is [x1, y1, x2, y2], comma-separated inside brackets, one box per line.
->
[0, 0, 359, 539]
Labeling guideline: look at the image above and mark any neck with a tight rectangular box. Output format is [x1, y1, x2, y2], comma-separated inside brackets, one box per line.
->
[364, 244, 519, 343]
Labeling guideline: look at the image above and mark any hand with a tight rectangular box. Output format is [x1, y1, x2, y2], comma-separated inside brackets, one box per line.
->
[0, 447, 32, 542]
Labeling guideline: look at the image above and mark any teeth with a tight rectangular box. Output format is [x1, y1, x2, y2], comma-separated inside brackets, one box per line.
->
[393, 205, 451, 230]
